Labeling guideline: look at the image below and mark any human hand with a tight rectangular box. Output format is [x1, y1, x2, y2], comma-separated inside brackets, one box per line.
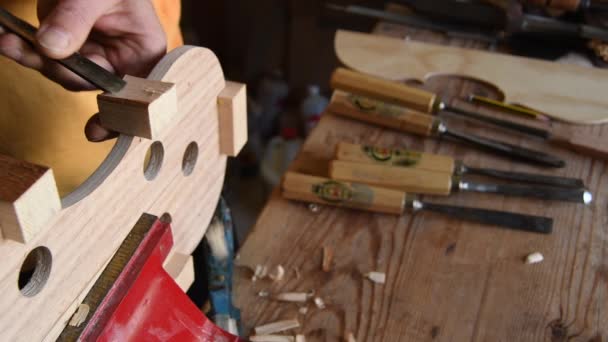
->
[0, 0, 168, 141]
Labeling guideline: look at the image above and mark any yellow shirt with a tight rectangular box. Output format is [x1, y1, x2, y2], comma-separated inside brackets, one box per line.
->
[0, 0, 182, 196]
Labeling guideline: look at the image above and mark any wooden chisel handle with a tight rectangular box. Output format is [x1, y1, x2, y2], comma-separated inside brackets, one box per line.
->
[330, 160, 453, 196]
[328, 91, 439, 136]
[336, 142, 456, 174]
[330, 68, 437, 114]
[549, 130, 608, 160]
[282, 172, 406, 215]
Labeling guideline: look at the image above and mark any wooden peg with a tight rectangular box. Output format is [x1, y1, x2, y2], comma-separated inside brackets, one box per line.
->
[0, 154, 61, 243]
[97, 75, 178, 139]
[218, 81, 248, 156]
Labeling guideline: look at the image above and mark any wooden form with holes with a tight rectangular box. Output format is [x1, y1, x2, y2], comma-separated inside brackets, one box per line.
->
[233, 20, 608, 341]
[0, 46, 247, 341]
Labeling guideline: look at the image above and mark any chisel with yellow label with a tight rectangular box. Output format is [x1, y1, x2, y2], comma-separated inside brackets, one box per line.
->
[327, 91, 565, 168]
[282, 172, 553, 234]
[336, 142, 585, 188]
[329, 160, 592, 204]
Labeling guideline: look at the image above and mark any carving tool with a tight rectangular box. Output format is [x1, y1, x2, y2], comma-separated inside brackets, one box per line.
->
[468, 95, 550, 121]
[282, 172, 553, 234]
[336, 142, 585, 188]
[330, 160, 592, 204]
[324, 3, 500, 43]
[331, 69, 608, 161]
[328, 91, 565, 167]
[0, 7, 125, 93]
[521, 0, 608, 12]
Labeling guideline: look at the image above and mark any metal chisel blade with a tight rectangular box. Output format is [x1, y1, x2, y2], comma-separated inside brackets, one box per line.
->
[460, 165, 585, 188]
[442, 128, 565, 168]
[442, 104, 552, 139]
[459, 181, 593, 204]
[0, 7, 126, 93]
[416, 201, 553, 234]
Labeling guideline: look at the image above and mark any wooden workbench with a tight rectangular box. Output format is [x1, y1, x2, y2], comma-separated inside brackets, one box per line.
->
[233, 20, 608, 341]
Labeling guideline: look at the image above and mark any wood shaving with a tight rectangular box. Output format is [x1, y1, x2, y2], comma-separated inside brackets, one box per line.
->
[314, 297, 326, 309]
[249, 335, 295, 342]
[275, 292, 312, 303]
[322, 246, 333, 272]
[252, 264, 269, 282]
[525, 252, 544, 265]
[346, 332, 356, 342]
[68, 304, 90, 327]
[365, 272, 386, 284]
[269, 265, 285, 282]
[294, 267, 301, 279]
[296, 334, 306, 342]
[258, 290, 270, 298]
[254, 319, 300, 335]
[298, 306, 309, 315]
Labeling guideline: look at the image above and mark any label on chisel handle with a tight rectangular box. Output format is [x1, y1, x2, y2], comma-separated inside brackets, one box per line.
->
[330, 160, 453, 196]
[282, 172, 406, 215]
[328, 91, 438, 136]
[335, 142, 456, 174]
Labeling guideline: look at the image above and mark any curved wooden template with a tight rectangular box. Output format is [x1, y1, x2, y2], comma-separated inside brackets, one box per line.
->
[335, 30, 608, 124]
[0, 46, 227, 341]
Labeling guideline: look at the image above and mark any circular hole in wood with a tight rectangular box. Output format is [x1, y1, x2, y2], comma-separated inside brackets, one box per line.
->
[143, 141, 165, 181]
[18, 246, 52, 297]
[182, 142, 199, 176]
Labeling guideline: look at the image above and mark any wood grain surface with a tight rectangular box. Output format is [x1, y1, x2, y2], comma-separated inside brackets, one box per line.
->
[0, 46, 230, 341]
[335, 30, 608, 124]
[233, 23, 608, 341]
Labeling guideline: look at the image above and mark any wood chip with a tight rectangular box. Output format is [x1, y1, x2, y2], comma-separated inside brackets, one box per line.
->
[269, 265, 285, 282]
[258, 290, 270, 298]
[294, 267, 301, 279]
[249, 335, 295, 342]
[275, 292, 312, 303]
[254, 319, 300, 335]
[525, 252, 544, 265]
[365, 272, 386, 284]
[296, 334, 306, 342]
[346, 332, 356, 342]
[252, 264, 269, 282]
[314, 297, 326, 309]
[68, 304, 90, 327]
[322, 246, 333, 272]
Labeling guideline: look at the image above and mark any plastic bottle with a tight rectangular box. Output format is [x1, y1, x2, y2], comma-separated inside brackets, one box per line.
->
[260, 127, 303, 191]
[300, 85, 329, 135]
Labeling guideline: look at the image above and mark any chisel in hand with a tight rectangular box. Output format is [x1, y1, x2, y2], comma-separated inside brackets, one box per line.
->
[336, 142, 585, 188]
[331, 68, 608, 161]
[327, 91, 565, 167]
[282, 172, 553, 234]
[329, 160, 592, 204]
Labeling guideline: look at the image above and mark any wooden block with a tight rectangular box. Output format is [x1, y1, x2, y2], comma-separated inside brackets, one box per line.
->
[0, 154, 60, 243]
[218, 81, 248, 156]
[97, 75, 178, 139]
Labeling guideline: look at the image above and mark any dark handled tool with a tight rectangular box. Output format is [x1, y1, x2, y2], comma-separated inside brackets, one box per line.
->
[0, 7, 126, 93]
[331, 68, 608, 161]
[328, 91, 565, 167]
[336, 142, 585, 188]
[324, 4, 500, 43]
[521, 0, 608, 12]
[330, 160, 592, 204]
[283, 172, 553, 234]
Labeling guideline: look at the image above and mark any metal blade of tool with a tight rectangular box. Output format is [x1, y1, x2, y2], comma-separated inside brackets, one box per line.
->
[457, 164, 585, 188]
[413, 200, 553, 234]
[324, 4, 500, 43]
[457, 180, 592, 204]
[439, 103, 551, 139]
[439, 125, 565, 167]
[0, 7, 126, 93]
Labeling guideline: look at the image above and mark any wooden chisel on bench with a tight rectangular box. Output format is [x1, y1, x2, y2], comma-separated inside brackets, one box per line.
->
[329, 159, 592, 204]
[331, 68, 608, 161]
[282, 172, 553, 234]
[328, 91, 565, 167]
[336, 142, 585, 188]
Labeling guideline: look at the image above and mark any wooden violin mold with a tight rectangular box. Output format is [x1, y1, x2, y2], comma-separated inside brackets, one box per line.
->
[0, 46, 246, 341]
